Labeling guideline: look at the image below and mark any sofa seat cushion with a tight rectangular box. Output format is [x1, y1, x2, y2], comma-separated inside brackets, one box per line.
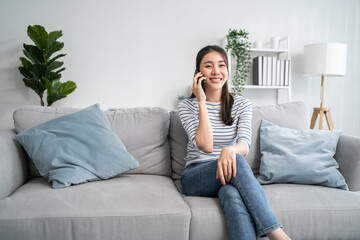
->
[183, 196, 228, 240]
[263, 184, 360, 240]
[180, 184, 360, 240]
[0, 175, 191, 240]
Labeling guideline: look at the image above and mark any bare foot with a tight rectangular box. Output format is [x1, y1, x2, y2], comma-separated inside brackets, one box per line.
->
[266, 227, 291, 240]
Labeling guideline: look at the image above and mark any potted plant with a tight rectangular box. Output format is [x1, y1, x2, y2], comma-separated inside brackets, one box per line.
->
[18, 25, 76, 106]
[225, 28, 251, 95]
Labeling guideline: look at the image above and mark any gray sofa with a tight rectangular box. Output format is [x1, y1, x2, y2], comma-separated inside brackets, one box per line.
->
[0, 101, 359, 240]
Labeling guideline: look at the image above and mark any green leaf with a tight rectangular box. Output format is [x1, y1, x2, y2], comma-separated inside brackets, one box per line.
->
[46, 30, 63, 51]
[23, 78, 45, 96]
[20, 57, 42, 79]
[27, 25, 48, 50]
[43, 77, 52, 92]
[46, 61, 63, 72]
[48, 53, 66, 65]
[46, 72, 62, 82]
[45, 41, 64, 59]
[18, 66, 33, 78]
[55, 67, 65, 75]
[57, 81, 77, 97]
[46, 80, 76, 106]
[23, 44, 44, 64]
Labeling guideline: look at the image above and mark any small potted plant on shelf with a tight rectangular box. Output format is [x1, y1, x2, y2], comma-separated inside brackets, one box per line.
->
[225, 28, 251, 95]
[18, 25, 77, 106]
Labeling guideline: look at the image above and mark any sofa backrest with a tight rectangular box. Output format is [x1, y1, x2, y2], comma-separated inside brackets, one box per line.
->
[169, 101, 310, 180]
[13, 105, 171, 178]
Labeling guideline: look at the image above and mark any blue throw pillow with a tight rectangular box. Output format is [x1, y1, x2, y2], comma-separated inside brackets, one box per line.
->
[15, 104, 140, 188]
[257, 120, 348, 190]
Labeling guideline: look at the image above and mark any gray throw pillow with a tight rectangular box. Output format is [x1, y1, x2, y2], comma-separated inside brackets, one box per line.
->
[257, 120, 348, 190]
[15, 104, 140, 188]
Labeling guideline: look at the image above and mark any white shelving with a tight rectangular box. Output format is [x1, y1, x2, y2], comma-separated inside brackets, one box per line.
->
[222, 36, 291, 103]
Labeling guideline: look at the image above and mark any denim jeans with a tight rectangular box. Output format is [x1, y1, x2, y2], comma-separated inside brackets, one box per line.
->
[181, 154, 282, 239]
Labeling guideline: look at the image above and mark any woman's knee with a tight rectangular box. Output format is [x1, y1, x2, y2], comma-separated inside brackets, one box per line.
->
[218, 184, 245, 207]
[218, 184, 239, 200]
[235, 154, 250, 170]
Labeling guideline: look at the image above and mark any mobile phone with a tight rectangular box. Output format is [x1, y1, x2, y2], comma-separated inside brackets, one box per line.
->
[194, 69, 206, 90]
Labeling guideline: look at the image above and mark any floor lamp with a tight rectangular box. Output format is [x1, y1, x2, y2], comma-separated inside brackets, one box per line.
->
[303, 43, 347, 130]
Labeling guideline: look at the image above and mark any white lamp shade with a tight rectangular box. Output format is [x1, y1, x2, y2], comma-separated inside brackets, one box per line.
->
[303, 43, 347, 77]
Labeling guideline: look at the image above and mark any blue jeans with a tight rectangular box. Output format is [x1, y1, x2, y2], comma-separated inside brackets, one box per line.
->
[181, 154, 282, 239]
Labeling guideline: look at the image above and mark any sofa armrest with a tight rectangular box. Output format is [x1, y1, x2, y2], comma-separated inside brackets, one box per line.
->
[334, 134, 360, 191]
[0, 129, 29, 199]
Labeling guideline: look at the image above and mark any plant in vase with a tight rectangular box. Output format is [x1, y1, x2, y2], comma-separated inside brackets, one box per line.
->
[225, 28, 251, 95]
[18, 25, 76, 106]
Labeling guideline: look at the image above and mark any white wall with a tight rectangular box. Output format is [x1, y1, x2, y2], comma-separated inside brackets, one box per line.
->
[1, 0, 359, 136]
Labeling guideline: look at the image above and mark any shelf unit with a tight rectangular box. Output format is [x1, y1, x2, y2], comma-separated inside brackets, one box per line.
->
[222, 36, 291, 103]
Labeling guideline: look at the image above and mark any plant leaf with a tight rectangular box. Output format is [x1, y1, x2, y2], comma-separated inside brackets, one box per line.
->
[23, 78, 45, 96]
[45, 80, 76, 106]
[46, 72, 62, 82]
[48, 53, 66, 65]
[46, 61, 63, 72]
[18, 66, 33, 78]
[43, 77, 52, 92]
[27, 25, 48, 50]
[57, 81, 77, 97]
[55, 67, 65, 75]
[20, 57, 42, 79]
[46, 30, 63, 51]
[45, 41, 64, 59]
[23, 44, 44, 64]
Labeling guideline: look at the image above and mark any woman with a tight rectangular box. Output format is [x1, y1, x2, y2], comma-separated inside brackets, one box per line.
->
[177, 45, 291, 240]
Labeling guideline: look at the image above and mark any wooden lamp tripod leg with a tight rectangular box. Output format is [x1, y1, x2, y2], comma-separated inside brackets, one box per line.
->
[310, 76, 333, 130]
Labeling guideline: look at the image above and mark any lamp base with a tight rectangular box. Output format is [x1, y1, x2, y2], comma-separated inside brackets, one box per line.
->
[310, 107, 334, 130]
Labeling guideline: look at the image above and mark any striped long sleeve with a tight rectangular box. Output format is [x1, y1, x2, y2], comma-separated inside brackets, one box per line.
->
[177, 95, 252, 167]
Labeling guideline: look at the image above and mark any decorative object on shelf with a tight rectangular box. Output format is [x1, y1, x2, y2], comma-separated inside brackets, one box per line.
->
[18, 25, 77, 106]
[270, 36, 279, 49]
[225, 29, 251, 95]
[303, 43, 347, 130]
[253, 41, 262, 49]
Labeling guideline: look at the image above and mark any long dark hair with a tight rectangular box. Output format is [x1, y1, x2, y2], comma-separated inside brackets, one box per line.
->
[190, 45, 234, 126]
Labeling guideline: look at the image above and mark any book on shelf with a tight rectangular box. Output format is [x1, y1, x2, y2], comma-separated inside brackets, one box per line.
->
[284, 60, 290, 86]
[252, 56, 263, 85]
[266, 57, 272, 86]
[262, 57, 267, 86]
[251, 57, 290, 87]
[276, 60, 281, 86]
[271, 57, 276, 86]
[280, 60, 285, 86]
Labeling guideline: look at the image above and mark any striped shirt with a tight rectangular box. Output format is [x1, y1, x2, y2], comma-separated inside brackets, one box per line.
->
[177, 95, 252, 167]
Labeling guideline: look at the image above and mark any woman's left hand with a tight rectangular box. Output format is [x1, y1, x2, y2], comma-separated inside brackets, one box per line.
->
[216, 146, 237, 185]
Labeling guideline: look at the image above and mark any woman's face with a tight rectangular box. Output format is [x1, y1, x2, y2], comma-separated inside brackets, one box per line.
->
[199, 51, 228, 91]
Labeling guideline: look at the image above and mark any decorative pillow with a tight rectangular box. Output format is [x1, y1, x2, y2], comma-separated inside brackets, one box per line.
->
[15, 104, 140, 188]
[257, 120, 348, 190]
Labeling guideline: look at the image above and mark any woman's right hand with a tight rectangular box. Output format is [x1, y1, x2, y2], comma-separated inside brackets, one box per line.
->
[192, 72, 206, 102]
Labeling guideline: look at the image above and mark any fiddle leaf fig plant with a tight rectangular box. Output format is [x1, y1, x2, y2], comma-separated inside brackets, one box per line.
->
[19, 25, 76, 106]
[225, 28, 251, 95]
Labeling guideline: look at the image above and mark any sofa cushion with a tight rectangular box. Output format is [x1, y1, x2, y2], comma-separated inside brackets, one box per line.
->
[257, 120, 348, 190]
[175, 184, 360, 240]
[169, 111, 188, 180]
[13, 105, 171, 177]
[106, 108, 171, 176]
[0, 174, 191, 240]
[247, 101, 310, 174]
[169, 101, 310, 179]
[183, 196, 228, 240]
[263, 184, 360, 239]
[15, 104, 140, 189]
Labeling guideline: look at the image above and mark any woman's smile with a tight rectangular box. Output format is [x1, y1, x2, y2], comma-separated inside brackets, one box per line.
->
[209, 77, 223, 83]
